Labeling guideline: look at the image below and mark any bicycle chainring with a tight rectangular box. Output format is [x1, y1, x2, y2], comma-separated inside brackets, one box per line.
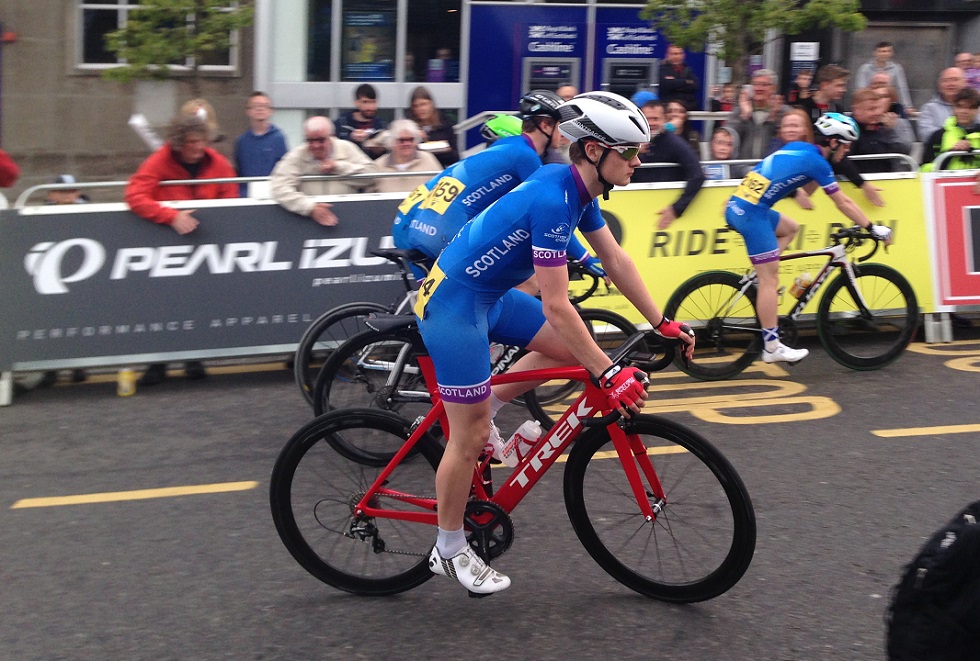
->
[464, 500, 514, 562]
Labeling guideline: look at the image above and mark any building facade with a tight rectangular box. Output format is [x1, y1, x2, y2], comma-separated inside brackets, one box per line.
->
[1, 0, 978, 200]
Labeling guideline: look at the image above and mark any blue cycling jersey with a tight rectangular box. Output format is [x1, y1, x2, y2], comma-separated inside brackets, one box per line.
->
[414, 163, 606, 404]
[430, 163, 605, 295]
[391, 135, 543, 259]
[725, 142, 840, 264]
[729, 141, 839, 209]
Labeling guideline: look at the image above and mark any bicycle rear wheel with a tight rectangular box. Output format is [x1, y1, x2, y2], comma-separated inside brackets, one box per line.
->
[563, 415, 755, 602]
[294, 302, 389, 406]
[270, 409, 443, 596]
[524, 309, 640, 429]
[816, 263, 918, 370]
[312, 329, 432, 426]
[664, 270, 761, 380]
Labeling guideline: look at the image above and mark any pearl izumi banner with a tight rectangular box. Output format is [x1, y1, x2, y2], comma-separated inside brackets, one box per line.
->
[0, 196, 407, 371]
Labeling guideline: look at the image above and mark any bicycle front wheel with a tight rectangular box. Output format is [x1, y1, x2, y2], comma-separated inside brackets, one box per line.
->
[816, 263, 918, 370]
[294, 302, 389, 406]
[270, 409, 443, 596]
[664, 271, 761, 380]
[563, 415, 756, 602]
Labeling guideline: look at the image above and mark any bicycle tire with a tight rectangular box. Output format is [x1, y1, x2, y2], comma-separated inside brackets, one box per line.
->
[312, 328, 432, 423]
[563, 415, 756, 602]
[816, 263, 918, 370]
[270, 409, 443, 596]
[524, 308, 640, 430]
[294, 302, 389, 406]
[664, 270, 762, 381]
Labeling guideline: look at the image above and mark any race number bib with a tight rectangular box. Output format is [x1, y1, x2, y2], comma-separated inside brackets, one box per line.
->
[733, 171, 771, 204]
[397, 185, 429, 215]
[413, 263, 446, 318]
[419, 176, 465, 215]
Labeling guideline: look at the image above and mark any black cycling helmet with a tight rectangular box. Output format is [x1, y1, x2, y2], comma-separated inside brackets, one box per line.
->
[519, 89, 564, 121]
[519, 89, 563, 159]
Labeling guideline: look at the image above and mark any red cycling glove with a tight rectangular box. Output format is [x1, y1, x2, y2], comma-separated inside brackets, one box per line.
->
[654, 317, 694, 339]
[592, 364, 649, 412]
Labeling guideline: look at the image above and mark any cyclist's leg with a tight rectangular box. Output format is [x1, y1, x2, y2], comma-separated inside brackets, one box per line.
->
[727, 205, 806, 362]
[486, 290, 576, 403]
[726, 204, 783, 329]
[417, 284, 510, 593]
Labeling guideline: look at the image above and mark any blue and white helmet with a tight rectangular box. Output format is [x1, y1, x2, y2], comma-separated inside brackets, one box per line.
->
[815, 112, 860, 143]
[557, 91, 651, 146]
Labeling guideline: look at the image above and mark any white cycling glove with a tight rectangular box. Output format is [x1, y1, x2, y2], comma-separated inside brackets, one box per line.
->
[869, 224, 892, 241]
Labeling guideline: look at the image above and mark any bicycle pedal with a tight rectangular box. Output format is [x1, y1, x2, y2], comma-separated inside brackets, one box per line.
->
[468, 590, 494, 599]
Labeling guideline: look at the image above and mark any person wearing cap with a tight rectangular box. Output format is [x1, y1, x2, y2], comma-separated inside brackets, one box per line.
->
[417, 91, 695, 595]
[45, 175, 89, 205]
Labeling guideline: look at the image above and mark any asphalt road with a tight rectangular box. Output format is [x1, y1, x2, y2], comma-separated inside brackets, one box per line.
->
[2, 329, 979, 661]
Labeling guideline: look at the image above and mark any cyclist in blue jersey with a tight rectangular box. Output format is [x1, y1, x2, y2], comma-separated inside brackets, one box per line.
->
[391, 90, 606, 282]
[416, 92, 696, 595]
[725, 112, 893, 364]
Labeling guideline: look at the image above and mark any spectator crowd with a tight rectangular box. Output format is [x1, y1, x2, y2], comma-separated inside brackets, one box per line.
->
[12, 43, 980, 388]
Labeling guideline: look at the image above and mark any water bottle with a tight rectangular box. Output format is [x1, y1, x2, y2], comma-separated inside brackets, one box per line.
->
[496, 420, 543, 467]
[117, 368, 136, 397]
[789, 273, 813, 299]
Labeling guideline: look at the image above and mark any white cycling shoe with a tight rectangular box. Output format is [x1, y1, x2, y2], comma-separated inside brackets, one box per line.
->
[761, 343, 809, 364]
[429, 545, 511, 596]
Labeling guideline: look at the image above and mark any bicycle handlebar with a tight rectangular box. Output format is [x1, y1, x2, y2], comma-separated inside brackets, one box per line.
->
[567, 261, 603, 305]
[829, 226, 883, 263]
[582, 329, 685, 428]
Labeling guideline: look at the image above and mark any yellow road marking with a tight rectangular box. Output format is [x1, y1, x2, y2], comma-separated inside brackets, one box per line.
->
[11, 481, 259, 509]
[873, 424, 980, 438]
[57, 362, 289, 385]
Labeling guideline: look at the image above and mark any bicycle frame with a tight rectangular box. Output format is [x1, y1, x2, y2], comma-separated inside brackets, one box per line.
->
[349, 358, 667, 526]
[722, 238, 871, 332]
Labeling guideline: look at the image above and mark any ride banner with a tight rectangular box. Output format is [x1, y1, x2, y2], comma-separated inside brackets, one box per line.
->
[0, 196, 407, 371]
[581, 175, 934, 325]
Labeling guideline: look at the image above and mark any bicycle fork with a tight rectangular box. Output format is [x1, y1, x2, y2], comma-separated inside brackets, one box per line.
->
[608, 424, 667, 521]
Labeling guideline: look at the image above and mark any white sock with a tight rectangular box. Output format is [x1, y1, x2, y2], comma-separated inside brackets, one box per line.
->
[436, 527, 467, 557]
[489, 392, 507, 418]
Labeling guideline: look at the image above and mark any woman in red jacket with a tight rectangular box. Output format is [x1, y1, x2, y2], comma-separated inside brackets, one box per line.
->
[125, 113, 238, 233]
[124, 113, 238, 385]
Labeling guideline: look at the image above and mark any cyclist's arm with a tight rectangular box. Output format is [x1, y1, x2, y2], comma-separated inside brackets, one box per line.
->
[826, 188, 872, 229]
[582, 225, 664, 327]
[535, 263, 616, 376]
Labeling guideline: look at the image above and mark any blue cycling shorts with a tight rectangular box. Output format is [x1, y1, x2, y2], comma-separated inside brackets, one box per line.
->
[725, 198, 782, 264]
[416, 282, 545, 405]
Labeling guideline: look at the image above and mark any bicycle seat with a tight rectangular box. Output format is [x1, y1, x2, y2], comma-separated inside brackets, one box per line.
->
[364, 313, 417, 333]
[369, 248, 434, 272]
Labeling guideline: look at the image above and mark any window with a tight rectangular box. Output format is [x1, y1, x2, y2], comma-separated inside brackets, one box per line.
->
[341, 0, 397, 81]
[78, 1, 239, 71]
[407, 0, 461, 83]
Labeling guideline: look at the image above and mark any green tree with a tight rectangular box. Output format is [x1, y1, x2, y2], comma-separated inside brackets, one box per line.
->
[102, 0, 254, 96]
[641, 0, 866, 87]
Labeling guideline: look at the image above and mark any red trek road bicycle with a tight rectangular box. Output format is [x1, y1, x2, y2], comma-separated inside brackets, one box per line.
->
[270, 315, 756, 602]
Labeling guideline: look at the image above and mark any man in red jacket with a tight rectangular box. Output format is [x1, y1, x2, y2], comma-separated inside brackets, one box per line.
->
[124, 113, 238, 385]
[125, 113, 238, 233]
[0, 147, 20, 188]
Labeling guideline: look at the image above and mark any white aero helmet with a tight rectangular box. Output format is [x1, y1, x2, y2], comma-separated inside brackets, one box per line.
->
[557, 91, 651, 146]
[814, 112, 860, 143]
